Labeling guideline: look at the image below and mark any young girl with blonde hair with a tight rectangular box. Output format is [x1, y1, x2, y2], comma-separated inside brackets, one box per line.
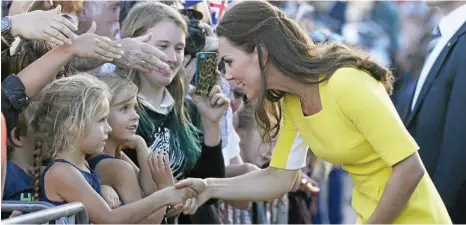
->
[31, 74, 197, 224]
[2, 18, 122, 203]
[87, 74, 197, 223]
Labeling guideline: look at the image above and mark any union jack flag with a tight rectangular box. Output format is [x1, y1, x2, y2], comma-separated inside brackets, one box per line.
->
[208, 0, 232, 27]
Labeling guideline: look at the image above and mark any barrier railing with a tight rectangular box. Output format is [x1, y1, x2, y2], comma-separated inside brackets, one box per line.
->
[1, 201, 89, 224]
[219, 194, 289, 224]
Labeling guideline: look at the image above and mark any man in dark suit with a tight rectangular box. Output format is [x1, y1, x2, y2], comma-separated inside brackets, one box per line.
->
[404, 2, 466, 223]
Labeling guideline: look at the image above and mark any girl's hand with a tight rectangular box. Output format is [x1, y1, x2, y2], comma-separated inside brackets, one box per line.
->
[148, 150, 174, 190]
[9, 210, 23, 218]
[70, 21, 123, 61]
[117, 135, 147, 153]
[100, 185, 121, 209]
[165, 197, 200, 217]
[191, 83, 230, 125]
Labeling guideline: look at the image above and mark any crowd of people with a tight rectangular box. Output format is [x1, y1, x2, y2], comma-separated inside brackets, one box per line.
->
[1, 0, 465, 224]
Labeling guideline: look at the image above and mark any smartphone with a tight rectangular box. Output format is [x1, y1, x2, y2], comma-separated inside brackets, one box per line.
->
[194, 52, 218, 96]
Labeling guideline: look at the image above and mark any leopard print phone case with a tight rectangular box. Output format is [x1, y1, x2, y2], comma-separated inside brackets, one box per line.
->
[194, 52, 218, 96]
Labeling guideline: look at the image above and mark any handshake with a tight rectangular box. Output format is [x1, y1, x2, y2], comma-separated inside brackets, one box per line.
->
[139, 145, 211, 217]
[161, 178, 210, 217]
[118, 137, 212, 217]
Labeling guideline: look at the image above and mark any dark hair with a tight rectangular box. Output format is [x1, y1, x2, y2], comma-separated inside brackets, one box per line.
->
[216, 0, 394, 143]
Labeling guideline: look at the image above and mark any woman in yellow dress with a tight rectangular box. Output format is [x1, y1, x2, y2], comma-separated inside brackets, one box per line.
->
[175, 1, 451, 223]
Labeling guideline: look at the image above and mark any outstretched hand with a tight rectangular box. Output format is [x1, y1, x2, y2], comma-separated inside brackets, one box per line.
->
[114, 33, 171, 73]
[10, 5, 78, 45]
[70, 21, 123, 61]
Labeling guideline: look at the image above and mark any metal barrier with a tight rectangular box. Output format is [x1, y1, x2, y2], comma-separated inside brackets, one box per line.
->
[1, 201, 89, 224]
[2, 200, 56, 213]
[219, 194, 289, 224]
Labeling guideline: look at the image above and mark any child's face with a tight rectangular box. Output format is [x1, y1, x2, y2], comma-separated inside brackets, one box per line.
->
[79, 100, 112, 154]
[107, 94, 139, 142]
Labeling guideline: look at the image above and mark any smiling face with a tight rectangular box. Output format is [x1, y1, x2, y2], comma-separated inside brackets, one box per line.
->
[140, 19, 186, 89]
[107, 92, 139, 143]
[219, 37, 263, 100]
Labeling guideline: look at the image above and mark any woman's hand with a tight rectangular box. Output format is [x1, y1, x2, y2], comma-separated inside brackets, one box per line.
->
[174, 178, 210, 201]
[114, 33, 171, 73]
[191, 83, 230, 125]
[69, 21, 123, 61]
[167, 178, 210, 216]
[165, 178, 205, 217]
[165, 186, 199, 206]
[148, 150, 174, 190]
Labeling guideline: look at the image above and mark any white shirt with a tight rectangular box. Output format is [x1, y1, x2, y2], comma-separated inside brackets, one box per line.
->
[138, 89, 175, 115]
[411, 4, 466, 110]
[100, 63, 117, 74]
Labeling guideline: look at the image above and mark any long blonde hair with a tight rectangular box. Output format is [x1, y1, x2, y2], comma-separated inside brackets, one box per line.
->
[29, 74, 111, 200]
[120, 2, 201, 170]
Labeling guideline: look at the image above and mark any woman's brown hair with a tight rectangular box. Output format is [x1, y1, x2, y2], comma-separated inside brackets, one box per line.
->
[216, 0, 394, 142]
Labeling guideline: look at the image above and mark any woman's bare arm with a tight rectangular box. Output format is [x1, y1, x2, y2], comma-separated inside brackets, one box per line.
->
[177, 167, 298, 203]
[367, 153, 425, 223]
[224, 156, 259, 209]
